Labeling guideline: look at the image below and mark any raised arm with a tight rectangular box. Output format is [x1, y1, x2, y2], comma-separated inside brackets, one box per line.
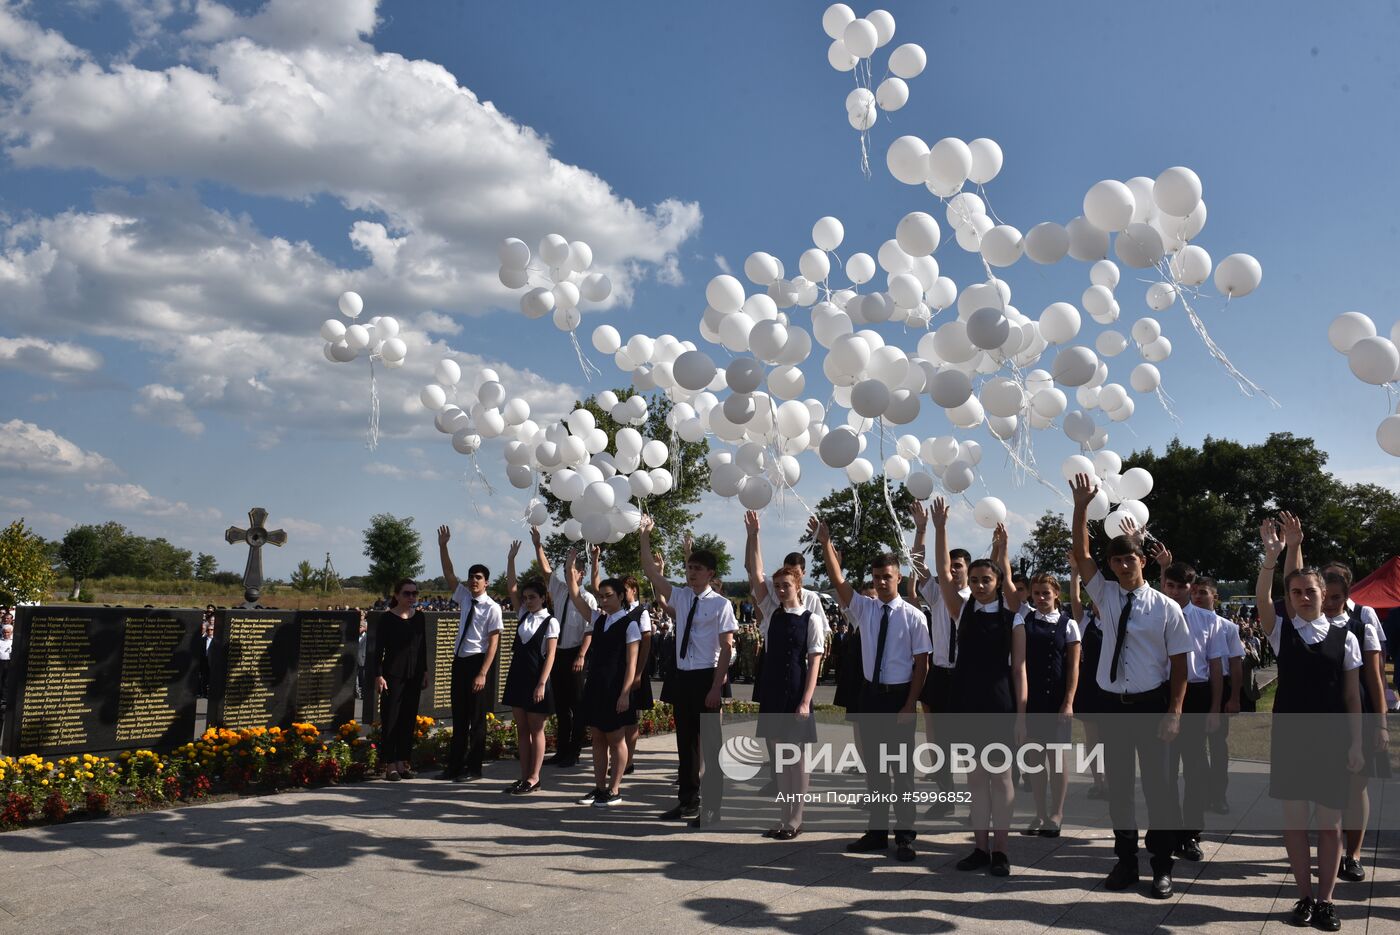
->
[1279, 511, 1303, 620]
[931, 497, 964, 618]
[505, 540, 522, 611]
[993, 523, 1022, 613]
[909, 499, 929, 586]
[1067, 551, 1084, 623]
[589, 544, 602, 594]
[744, 511, 769, 606]
[438, 525, 458, 592]
[564, 547, 597, 620]
[1069, 474, 1100, 582]
[809, 516, 853, 607]
[1255, 518, 1283, 637]
[638, 515, 673, 601]
[531, 526, 552, 578]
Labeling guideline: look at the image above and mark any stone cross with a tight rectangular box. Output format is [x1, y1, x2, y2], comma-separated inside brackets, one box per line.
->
[224, 507, 287, 608]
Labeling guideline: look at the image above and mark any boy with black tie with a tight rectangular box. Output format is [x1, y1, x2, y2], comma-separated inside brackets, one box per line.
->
[439, 526, 502, 781]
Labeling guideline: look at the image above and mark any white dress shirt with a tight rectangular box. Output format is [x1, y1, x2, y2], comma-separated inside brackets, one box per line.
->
[0, 637, 12, 661]
[917, 579, 971, 669]
[668, 587, 738, 670]
[517, 609, 560, 644]
[1268, 614, 1363, 670]
[631, 605, 653, 634]
[598, 609, 643, 644]
[1335, 601, 1384, 653]
[547, 566, 597, 650]
[846, 593, 933, 684]
[1212, 615, 1246, 659]
[1181, 602, 1227, 683]
[1086, 573, 1193, 694]
[757, 592, 828, 652]
[450, 587, 503, 656]
[1017, 607, 1083, 643]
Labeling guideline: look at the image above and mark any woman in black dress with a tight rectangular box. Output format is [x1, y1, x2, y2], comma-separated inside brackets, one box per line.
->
[567, 550, 640, 808]
[503, 540, 558, 795]
[1018, 573, 1080, 838]
[755, 566, 825, 839]
[372, 579, 429, 781]
[621, 575, 654, 774]
[932, 498, 1026, 877]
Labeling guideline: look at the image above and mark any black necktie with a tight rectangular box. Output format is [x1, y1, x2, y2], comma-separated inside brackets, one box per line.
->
[679, 594, 699, 660]
[872, 603, 892, 685]
[456, 601, 478, 655]
[1108, 594, 1133, 684]
[948, 607, 958, 666]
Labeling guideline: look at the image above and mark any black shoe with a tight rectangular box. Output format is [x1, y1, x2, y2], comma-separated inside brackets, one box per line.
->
[1311, 900, 1340, 931]
[923, 801, 953, 819]
[1338, 855, 1365, 882]
[577, 788, 602, 805]
[385, 769, 401, 782]
[1290, 897, 1315, 927]
[592, 791, 622, 808]
[775, 825, 802, 841]
[846, 831, 889, 854]
[955, 848, 991, 871]
[440, 770, 460, 781]
[624, 763, 635, 776]
[660, 804, 688, 820]
[549, 756, 578, 768]
[1150, 873, 1173, 899]
[989, 851, 1011, 877]
[1038, 822, 1062, 839]
[509, 780, 538, 796]
[503, 779, 525, 793]
[543, 754, 563, 766]
[1175, 838, 1203, 861]
[1020, 818, 1044, 836]
[895, 840, 916, 862]
[1104, 859, 1140, 891]
[459, 772, 481, 783]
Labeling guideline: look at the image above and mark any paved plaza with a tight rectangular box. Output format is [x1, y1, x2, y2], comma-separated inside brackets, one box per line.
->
[0, 731, 1395, 935]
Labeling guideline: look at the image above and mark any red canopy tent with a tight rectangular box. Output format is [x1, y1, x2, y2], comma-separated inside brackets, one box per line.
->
[1351, 556, 1400, 612]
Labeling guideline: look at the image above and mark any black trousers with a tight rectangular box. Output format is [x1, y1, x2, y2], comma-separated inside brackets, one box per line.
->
[447, 654, 490, 776]
[668, 667, 722, 810]
[551, 646, 587, 758]
[1207, 678, 1232, 805]
[857, 684, 917, 841]
[922, 666, 956, 793]
[379, 674, 422, 763]
[1101, 687, 1181, 875]
[1169, 681, 1212, 840]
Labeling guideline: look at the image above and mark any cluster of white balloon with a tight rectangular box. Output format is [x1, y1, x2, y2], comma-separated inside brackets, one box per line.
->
[1328, 312, 1400, 456]
[500, 235, 613, 375]
[319, 291, 411, 449]
[1059, 452, 1155, 538]
[420, 364, 534, 476]
[821, 5, 927, 172]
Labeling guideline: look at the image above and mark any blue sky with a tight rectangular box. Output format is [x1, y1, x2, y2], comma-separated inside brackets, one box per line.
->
[1, 0, 1397, 581]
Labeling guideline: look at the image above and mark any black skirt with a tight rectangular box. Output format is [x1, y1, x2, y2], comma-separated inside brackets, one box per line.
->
[583, 611, 639, 733]
[501, 615, 555, 715]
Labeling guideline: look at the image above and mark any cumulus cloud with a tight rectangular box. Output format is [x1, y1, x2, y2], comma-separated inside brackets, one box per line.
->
[132, 383, 205, 436]
[83, 481, 220, 521]
[0, 419, 115, 475]
[0, 335, 103, 380]
[185, 0, 380, 50]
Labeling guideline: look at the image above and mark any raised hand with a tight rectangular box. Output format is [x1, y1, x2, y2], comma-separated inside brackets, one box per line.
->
[1070, 473, 1099, 507]
[529, 525, 542, 547]
[638, 514, 656, 536]
[437, 525, 451, 546]
[1259, 518, 1283, 559]
[590, 544, 602, 563]
[1279, 511, 1303, 547]
[508, 540, 521, 561]
[930, 496, 950, 526]
[806, 515, 830, 543]
[992, 522, 1008, 550]
[744, 510, 760, 534]
[910, 500, 928, 529]
[564, 547, 579, 585]
[683, 529, 693, 556]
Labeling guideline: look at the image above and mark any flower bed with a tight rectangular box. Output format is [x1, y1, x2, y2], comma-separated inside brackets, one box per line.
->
[0, 701, 825, 831]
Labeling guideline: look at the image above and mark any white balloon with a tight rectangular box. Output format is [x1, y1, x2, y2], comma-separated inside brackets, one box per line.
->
[895, 211, 941, 257]
[1024, 222, 1070, 264]
[420, 384, 448, 411]
[1083, 179, 1136, 232]
[451, 429, 481, 455]
[845, 252, 876, 285]
[813, 216, 845, 251]
[649, 468, 674, 495]
[946, 396, 984, 428]
[1066, 216, 1109, 261]
[1095, 330, 1128, 357]
[843, 17, 878, 58]
[539, 234, 570, 267]
[1103, 510, 1133, 540]
[580, 272, 612, 303]
[1130, 363, 1161, 393]
[945, 192, 986, 228]
[980, 224, 1023, 267]
[1214, 254, 1262, 298]
[776, 399, 811, 438]
[943, 460, 975, 493]
[1349, 337, 1400, 385]
[884, 454, 910, 481]
[434, 359, 461, 386]
[1329, 312, 1377, 353]
[927, 137, 973, 193]
[642, 439, 669, 468]
[561, 518, 583, 542]
[344, 324, 370, 351]
[867, 9, 896, 46]
[1114, 223, 1165, 269]
[845, 457, 874, 484]
[738, 475, 774, 510]
[499, 265, 530, 289]
[551, 306, 581, 332]
[706, 274, 746, 314]
[1031, 387, 1068, 418]
[1153, 166, 1203, 218]
[973, 496, 1007, 529]
[320, 319, 346, 342]
[928, 368, 973, 408]
[589, 324, 620, 355]
[380, 337, 407, 363]
[1142, 336, 1173, 362]
[1170, 244, 1212, 286]
[876, 76, 909, 111]
[925, 276, 957, 310]
[1117, 467, 1154, 501]
[1378, 415, 1400, 457]
[1130, 318, 1162, 346]
[827, 38, 857, 71]
[1086, 489, 1111, 522]
[1146, 282, 1177, 311]
[966, 307, 1010, 350]
[980, 377, 1025, 418]
[1039, 302, 1082, 345]
[932, 320, 976, 363]
[799, 248, 831, 283]
[850, 379, 891, 418]
[672, 350, 717, 391]
[1052, 346, 1099, 387]
[499, 237, 531, 269]
[967, 138, 1004, 185]
[520, 286, 555, 319]
[889, 42, 926, 78]
[719, 312, 755, 353]
[768, 364, 806, 399]
[906, 471, 936, 500]
[1098, 383, 1129, 413]
[822, 3, 856, 39]
[819, 426, 861, 468]
[338, 291, 363, 319]
[744, 251, 782, 286]
[1063, 409, 1096, 443]
[1062, 454, 1096, 481]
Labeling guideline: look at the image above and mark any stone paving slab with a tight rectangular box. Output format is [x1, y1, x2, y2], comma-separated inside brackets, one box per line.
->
[0, 731, 1393, 935]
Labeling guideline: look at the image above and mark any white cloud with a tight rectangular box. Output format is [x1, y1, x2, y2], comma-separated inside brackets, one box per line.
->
[0, 3, 86, 68]
[132, 382, 204, 436]
[83, 481, 220, 521]
[186, 0, 380, 50]
[713, 255, 732, 275]
[0, 419, 115, 475]
[0, 335, 103, 380]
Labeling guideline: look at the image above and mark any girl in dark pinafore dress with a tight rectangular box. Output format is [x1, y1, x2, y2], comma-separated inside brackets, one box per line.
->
[621, 576, 654, 775]
[754, 566, 825, 839]
[502, 540, 558, 795]
[567, 551, 640, 809]
[1018, 573, 1080, 838]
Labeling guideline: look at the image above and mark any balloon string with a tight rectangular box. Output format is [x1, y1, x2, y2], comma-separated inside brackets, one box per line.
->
[568, 331, 602, 381]
[366, 358, 380, 452]
[988, 428, 1072, 507]
[468, 452, 495, 496]
[877, 420, 912, 567]
[1155, 384, 1183, 427]
[1159, 261, 1278, 406]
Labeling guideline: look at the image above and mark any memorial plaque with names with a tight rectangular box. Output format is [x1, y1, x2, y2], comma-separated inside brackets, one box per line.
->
[292, 611, 360, 728]
[359, 611, 511, 722]
[3, 607, 199, 757]
[211, 610, 298, 730]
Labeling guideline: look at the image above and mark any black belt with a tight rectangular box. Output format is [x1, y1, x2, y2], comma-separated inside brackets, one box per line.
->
[1112, 684, 1166, 704]
[868, 681, 912, 695]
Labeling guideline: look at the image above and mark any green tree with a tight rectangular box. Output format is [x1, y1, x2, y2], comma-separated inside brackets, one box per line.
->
[1018, 511, 1072, 579]
[58, 525, 104, 599]
[147, 538, 194, 579]
[363, 513, 423, 598]
[667, 531, 734, 580]
[1122, 432, 1400, 579]
[194, 553, 218, 581]
[539, 389, 710, 583]
[799, 476, 915, 588]
[290, 560, 320, 592]
[0, 519, 57, 605]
